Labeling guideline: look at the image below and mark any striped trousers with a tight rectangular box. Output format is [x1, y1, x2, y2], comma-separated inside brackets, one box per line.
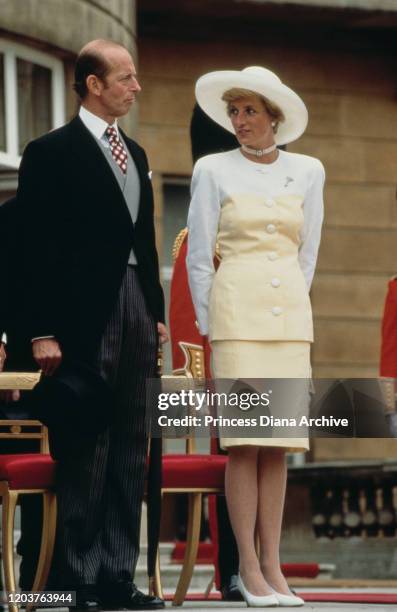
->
[53, 266, 158, 586]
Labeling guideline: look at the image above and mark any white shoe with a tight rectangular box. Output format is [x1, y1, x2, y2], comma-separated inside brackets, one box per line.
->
[237, 574, 279, 607]
[272, 590, 305, 607]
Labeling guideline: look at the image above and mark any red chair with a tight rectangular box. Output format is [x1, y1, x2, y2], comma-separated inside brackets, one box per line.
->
[152, 231, 227, 605]
[0, 373, 57, 612]
[153, 442, 226, 606]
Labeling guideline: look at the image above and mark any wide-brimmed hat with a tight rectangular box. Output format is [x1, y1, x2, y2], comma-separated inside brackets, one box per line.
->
[195, 66, 308, 146]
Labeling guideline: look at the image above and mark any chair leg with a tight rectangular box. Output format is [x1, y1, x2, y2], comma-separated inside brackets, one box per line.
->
[154, 550, 164, 600]
[30, 492, 57, 593]
[172, 493, 202, 606]
[149, 550, 163, 600]
[2, 489, 19, 612]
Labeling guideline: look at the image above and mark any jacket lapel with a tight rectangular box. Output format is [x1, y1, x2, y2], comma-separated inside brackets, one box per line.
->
[120, 129, 150, 229]
[67, 116, 135, 234]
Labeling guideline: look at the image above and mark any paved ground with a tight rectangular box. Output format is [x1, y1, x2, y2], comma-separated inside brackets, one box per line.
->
[157, 605, 397, 611]
[156, 588, 397, 611]
[35, 604, 394, 611]
[5, 597, 396, 611]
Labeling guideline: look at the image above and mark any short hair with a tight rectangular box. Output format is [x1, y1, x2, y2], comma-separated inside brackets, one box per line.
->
[222, 88, 285, 132]
[73, 40, 126, 99]
[73, 52, 109, 99]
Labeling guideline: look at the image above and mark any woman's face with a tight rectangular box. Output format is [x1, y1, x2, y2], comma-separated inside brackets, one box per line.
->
[228, 95, 275, 149]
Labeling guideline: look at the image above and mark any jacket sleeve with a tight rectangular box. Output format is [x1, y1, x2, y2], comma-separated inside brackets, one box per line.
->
[139, 147, 165, 323]
[15, 140, 62, 340]
[0, 203, 9, 340]
[0, 198, 19, 341]
[186, 159, 221, 336]
[298, 160, 325, 291]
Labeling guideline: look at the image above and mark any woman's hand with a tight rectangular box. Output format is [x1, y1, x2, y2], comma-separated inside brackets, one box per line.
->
[157, 322, 169, 345]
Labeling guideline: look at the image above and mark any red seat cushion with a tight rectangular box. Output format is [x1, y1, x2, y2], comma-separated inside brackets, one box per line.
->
[0, 454, 56, 489]
[162, 454, 227, 489]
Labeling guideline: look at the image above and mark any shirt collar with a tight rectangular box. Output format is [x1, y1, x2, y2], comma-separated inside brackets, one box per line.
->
[79, 106, 119, 141]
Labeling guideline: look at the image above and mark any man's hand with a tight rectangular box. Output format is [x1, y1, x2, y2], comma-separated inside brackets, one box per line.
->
[157, 322, 169, 345]
[32, 338, 62, 375]
[0, 343, 20, 402]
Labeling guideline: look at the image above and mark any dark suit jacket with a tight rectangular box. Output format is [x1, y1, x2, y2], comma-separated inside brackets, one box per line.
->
[0, 197, 17, 341]
[8, 116, 164, 365]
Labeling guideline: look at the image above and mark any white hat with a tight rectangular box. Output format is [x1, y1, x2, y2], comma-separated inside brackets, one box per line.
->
[195, 66, 308, 146]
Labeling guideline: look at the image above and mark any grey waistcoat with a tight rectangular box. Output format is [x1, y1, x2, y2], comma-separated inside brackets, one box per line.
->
[98, 135, 140, 265]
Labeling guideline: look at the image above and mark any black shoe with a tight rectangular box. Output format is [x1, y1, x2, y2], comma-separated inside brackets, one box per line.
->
[73, 585, 102, 610]
[101, 582, 164, 610]
[221, 574, 244, 601]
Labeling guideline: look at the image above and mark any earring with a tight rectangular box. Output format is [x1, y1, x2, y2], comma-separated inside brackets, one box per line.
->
[271, 121, 276, 127]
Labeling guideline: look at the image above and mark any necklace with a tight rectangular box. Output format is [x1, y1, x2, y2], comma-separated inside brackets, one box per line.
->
[241, 143, 277, 157]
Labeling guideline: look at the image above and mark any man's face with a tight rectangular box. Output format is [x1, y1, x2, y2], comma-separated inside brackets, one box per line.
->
[98, 48, 141, 119]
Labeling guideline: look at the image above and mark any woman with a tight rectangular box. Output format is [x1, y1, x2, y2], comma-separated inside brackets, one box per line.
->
[186, 67, 325, 607]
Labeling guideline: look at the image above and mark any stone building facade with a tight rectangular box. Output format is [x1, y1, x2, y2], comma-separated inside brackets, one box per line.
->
[1, 0, 397, 460]
[0, 0, 137, 201]
[137, 0, 397, 459]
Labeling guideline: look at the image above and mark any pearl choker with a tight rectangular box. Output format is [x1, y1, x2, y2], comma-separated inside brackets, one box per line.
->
[241, 143, 277, 157]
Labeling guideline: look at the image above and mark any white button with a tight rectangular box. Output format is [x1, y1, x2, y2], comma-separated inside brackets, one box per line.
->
[265, 198, 275, 208]
[271, 278, 281, 288]
[268, 251, 278, 261]
[272, 306, 283, 316]
[266, 224, 276, 234]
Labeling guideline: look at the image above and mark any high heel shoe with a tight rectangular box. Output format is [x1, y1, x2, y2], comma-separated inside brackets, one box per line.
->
[271, 589, 304, 607]
[237, 574, 279, 607]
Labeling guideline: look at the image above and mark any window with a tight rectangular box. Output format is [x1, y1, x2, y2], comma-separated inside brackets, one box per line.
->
[0, 40, 65, 169]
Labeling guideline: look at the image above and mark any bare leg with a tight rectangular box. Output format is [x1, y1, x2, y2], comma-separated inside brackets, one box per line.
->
[225, 445, 273, 596]
[257, 447, 291, 594]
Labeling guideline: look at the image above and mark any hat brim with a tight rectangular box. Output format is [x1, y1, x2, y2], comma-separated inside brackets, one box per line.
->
[195, 70, 308, 146]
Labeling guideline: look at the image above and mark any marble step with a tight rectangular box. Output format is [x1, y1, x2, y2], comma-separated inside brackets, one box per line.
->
[134, 563, 215, 592]
[136, 542, 214, 591]
[137, 542, 174, 565]
[134, 563, 336, 595]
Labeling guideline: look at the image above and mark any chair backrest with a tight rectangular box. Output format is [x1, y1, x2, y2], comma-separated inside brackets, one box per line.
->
[0, 419, 50, 453]
[0, 371, 49, 452]
[0, 371, 41, 390]
[161, 374, 205, 455]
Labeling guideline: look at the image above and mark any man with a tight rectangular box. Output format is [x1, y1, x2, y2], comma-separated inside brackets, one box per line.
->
[0, 199, 10, 374]
[10, 39, 167, 610]
[0, 198, 43, 594]
[0, 196, 24, 404]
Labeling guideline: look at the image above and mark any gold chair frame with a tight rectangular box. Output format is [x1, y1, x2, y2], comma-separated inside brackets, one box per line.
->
[150, 370, 225, 606]
[158, 462, 224, 605]
[0, 373, 57, 612]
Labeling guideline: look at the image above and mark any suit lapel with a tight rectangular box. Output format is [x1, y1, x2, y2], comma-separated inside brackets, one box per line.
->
[67, 116, 135, 234]
[120, 129, 150, 229]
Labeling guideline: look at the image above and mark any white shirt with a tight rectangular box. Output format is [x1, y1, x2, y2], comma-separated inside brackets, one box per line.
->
[186, 148, 325, 335]
[79, 105, 120, 146]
